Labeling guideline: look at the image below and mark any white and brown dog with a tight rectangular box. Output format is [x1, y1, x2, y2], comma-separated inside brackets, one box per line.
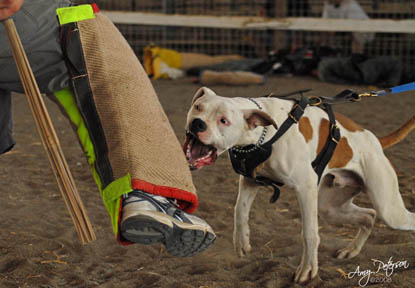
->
[183, 87, 415, 283]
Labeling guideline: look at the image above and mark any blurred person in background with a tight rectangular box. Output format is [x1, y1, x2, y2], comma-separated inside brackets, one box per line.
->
[318, 0, 401, 88]
[321, 0, 374, 54]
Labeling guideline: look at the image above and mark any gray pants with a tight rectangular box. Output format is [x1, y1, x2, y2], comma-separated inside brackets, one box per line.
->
[318, 56, 402, 87]
[0, 91, 13, 154]
[0, 0, 71, 154]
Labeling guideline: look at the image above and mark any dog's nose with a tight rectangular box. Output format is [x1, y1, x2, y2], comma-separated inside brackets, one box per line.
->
[190, 118, 207, 134]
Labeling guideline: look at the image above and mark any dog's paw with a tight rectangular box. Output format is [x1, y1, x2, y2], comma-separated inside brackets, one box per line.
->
[295, 262, 318, 284]
[335, 246, 361, 259]
[233, 238, 252, 257]
[233, 231, 252, 257]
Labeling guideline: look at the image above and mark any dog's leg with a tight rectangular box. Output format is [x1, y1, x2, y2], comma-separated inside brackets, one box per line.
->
[233, 176, 260, 257]
[318, 171, 376, 259]
[293, 179, 320, 283]
[334, 205, 376, 259]
[363, 153, 415, 230]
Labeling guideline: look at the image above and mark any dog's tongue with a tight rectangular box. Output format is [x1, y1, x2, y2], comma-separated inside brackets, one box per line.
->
[191, 139, 210, 159]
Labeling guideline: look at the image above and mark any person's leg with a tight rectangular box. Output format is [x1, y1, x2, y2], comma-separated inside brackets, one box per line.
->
[359, 56, 402, 87]
[0, 90, 15, 155]
[53, 86, 215, 256]
[1, 2, 215, 256]
[55, 9, 215, 256]
[318, 57, 361, 84]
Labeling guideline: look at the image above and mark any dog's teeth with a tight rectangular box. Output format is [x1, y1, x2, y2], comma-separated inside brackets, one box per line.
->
[199, 150, 213, 161]
[186, 148, 191, 159]
[187, 143, 192, 156]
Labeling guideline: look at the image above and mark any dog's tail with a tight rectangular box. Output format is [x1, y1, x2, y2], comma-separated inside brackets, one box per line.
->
[379, 116, 415, 150]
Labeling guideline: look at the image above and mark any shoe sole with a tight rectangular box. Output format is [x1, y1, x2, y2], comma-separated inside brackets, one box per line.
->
[120, 211, 216, 257]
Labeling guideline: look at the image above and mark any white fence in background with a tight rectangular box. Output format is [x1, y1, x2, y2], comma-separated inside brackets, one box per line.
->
[76, 1, 415, 76]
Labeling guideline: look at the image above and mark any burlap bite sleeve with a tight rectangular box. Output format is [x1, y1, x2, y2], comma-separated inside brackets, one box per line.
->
[58, 12, 198, 237]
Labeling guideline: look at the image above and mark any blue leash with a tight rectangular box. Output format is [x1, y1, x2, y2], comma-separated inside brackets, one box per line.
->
[359, 82, 415, 98]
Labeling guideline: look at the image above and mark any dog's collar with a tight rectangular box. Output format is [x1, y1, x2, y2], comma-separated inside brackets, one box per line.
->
[247, 97, 263, 110]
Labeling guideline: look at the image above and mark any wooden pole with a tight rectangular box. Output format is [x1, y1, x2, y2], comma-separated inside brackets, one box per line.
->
[2, 18, 96, 244]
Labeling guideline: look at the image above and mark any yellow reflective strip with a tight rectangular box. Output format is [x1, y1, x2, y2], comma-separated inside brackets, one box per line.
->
[55, 87, 131, 236]
[56, 5, 96, 26]
[103, 174, 132, 235]
[103, 174, 132, 204]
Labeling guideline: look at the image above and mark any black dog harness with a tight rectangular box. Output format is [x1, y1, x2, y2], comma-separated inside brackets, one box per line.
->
[228, 89, 345, 203]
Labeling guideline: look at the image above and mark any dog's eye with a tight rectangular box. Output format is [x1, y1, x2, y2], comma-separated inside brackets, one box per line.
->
[195, 105, 201, 111]
[220, 117, 228, 125]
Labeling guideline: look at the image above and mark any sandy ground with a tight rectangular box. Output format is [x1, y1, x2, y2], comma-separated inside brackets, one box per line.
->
[1, 75, 415, 288]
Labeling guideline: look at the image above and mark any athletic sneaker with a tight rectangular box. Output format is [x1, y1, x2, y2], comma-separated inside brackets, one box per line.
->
[120, 190, 216, 257]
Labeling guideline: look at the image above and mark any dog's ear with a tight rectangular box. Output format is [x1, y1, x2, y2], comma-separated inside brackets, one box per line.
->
[243, 109, 278, 130]
[192, 87, 216, 104]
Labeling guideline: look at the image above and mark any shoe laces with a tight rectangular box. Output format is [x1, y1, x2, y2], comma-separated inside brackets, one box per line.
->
[123, 190, 181, 213]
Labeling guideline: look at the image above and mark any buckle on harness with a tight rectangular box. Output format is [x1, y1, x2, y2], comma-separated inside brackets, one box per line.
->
[288, 104, 304, 123]
[330, 123, 340, 144]
[309, 96, 322, 106]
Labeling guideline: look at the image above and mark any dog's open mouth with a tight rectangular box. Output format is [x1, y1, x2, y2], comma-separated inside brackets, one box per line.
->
[182, 132, 218, 170]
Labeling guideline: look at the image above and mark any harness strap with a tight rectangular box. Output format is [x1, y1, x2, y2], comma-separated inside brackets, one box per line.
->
[257, 94, 309, 203]
[320, 89, 360, 104]
[59, 20, 114, 189]
[229, 90, 342, 203]
[264, 94, 309, 147]
[254, 176, 284, 203]
[264, 89, 312, 99]
[311, 104, 340, 183]
[229, 94, 309, 203]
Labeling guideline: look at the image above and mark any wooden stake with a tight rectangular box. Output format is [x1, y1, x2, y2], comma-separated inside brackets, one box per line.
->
[2, 19, 96, 244]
